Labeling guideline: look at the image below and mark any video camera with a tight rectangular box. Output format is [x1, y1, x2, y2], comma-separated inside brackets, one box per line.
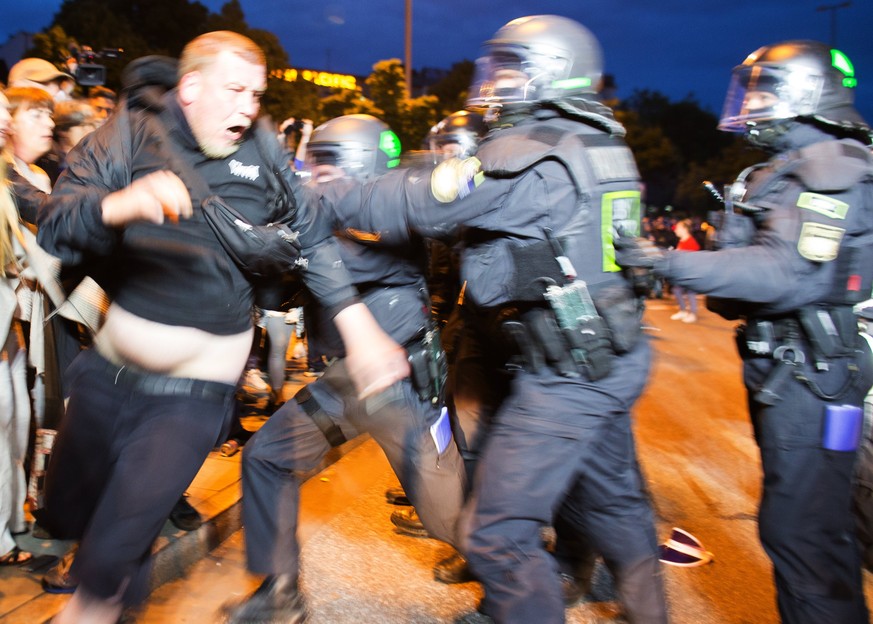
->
[283, 119, 305, 135]
[70, 45, 123, 87]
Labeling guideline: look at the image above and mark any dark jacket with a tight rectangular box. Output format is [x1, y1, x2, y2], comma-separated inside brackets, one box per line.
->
[343, 102, 641, 311]
[36, 56, 359, 334]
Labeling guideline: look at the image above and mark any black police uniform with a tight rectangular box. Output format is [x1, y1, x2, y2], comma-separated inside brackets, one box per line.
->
[653, 123, 873, 623]
[349, 100, 669, 623]
[239, 176, 466, 582]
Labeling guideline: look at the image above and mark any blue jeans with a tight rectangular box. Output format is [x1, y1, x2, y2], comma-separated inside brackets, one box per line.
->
[672, 283, 697, 314]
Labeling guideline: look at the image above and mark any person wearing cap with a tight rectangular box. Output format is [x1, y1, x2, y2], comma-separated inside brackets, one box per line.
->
[3, 86, 54, 195]
[7, 58, 74, 102]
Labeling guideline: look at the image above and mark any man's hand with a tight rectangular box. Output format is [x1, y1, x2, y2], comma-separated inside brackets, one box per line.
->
[101, 171, 192, 227]
[299, 119, 313, 141]
[613, 234, 665, 270]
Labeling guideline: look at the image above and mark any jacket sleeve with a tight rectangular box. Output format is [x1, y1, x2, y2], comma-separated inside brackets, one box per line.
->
[658, 195, 835, 313]
[280, 168, 360, 317]
[320, 166, 510, 243]
[8, 168, 49, 227]
[317, 171, 417, 244]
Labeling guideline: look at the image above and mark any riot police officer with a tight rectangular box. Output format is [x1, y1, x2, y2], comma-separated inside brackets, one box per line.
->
[222, 115, 466, 623]
[617, 41, 873, 624]
[451, 17, 667, 623]
[294, 19, 668, 620]
[421, 108, 602, 603]
[369, 15, 667, 624]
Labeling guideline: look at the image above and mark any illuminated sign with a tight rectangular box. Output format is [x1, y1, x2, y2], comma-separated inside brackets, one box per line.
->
[272, 68, 358, 91]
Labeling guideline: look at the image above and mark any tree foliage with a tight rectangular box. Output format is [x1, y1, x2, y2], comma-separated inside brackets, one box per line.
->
[673, 139, 767, 214]
[619, 89, 762, 216]
[425, 60, 475, 115]
[346, 59, 442, 150]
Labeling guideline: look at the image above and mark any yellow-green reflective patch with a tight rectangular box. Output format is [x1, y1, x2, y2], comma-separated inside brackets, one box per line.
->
[602, 190, 642, 272]
[797, 192, 849, 220]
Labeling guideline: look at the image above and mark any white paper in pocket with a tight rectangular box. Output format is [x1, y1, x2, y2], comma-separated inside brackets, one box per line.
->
[430, 406, 452, 455]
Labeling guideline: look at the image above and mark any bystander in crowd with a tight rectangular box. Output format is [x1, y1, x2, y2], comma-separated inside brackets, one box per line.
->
[668, 218, 700, 323]
[0, 89, 35, 568]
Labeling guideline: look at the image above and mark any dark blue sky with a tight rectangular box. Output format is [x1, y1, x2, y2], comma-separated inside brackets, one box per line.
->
[5, 0, 873, 121]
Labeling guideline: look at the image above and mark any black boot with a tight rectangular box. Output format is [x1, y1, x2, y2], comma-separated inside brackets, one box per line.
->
[221, 574, 308, 623]
[558, 549, 597, 606]
[434, 550, 474, 584]
[169, 494, 203, 532]
[384, 486, 412, 506]
[390, 507, 430, 538]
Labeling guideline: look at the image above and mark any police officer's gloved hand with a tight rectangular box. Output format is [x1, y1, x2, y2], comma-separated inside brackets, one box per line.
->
[708, 211, 757, 250]
[613, 234, 665, 270]
[430, 157, 482, 203]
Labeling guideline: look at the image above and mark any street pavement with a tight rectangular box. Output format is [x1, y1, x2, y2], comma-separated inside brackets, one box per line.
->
[3, 297, 873, 623]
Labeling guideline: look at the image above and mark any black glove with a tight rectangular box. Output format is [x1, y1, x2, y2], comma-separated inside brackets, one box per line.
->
[613, 235, 665, 270]
[706, 210, 756, 250]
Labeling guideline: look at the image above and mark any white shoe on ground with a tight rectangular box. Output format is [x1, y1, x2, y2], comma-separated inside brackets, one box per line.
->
[670, 311, 687, 321]
[682, 313, 698, 323]
[243, 368, 270, 392]
[292, 343, 307, 360]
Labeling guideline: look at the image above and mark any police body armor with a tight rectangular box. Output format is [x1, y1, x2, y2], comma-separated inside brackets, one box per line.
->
[712, 138, 873, 403]
[468, 103, 644, 380]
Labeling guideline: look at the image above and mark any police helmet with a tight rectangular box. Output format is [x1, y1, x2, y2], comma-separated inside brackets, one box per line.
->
[306, 114, 402, 182]
[719, 40, 868, 135]
[427, 111, 488, 162]
[466, 15, 603, 110]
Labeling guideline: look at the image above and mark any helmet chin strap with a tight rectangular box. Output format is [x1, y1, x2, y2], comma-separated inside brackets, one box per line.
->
[745, 118, 851, 152]
[744, 120, 793, 151]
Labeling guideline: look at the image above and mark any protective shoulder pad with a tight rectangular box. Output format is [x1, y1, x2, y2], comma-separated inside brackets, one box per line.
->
[793, 139, 873, 192]
[477, 122, 639, 195]
[476, 124, 560, 176]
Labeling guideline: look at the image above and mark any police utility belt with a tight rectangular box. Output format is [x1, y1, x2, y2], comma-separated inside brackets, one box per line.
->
[501, 305, 608, 381]
[405, 327, 448, 406]
[737, 306, 861, 405]
[298, 327, 448, 449]
[500, 230, 643, 381]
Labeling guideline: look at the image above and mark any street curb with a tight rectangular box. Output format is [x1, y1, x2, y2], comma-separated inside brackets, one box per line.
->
[150, 435, 368, 594]
[6, 435, 369, 624]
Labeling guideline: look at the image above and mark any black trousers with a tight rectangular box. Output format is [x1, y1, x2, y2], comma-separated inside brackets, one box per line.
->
[241, 358, 466, 579]
[745, 349, 873, 624]
[462, 340, 668, 624]
[39, 349, 235, 605]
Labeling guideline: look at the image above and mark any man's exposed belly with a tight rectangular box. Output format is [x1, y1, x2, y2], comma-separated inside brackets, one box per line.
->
[94, 303, 252, 384]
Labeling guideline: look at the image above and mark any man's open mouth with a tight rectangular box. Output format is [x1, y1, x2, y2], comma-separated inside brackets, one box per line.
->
[227, 124, 249, 139]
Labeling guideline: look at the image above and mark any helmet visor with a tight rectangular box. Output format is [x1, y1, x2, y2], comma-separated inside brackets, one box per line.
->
[719, 65, 825, 132]
[428, 133, 478, 161]
[306, 144, 370, 181]
[467, 44, 573, 108]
